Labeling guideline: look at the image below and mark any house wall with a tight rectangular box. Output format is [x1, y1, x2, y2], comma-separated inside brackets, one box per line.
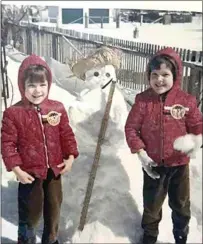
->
[58, 7, 113, 25]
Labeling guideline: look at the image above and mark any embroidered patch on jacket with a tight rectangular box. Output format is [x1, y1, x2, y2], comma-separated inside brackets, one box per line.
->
[164, 104, 189, 120]
[42, 111, 62, 126]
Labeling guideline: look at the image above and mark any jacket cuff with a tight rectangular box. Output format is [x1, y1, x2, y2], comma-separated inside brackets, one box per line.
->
[131, 147, 145, 154]
[5, 160, 22, 172]
[63, 151, 79, 160]
[2, 153, 23, 172]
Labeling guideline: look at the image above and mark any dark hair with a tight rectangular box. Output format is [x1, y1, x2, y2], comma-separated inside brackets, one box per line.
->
[148, 55, 177, 80]
[23, 65, 48, 85]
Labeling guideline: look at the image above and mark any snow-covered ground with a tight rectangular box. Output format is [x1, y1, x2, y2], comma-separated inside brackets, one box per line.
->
[33, 16, 202, 51]
[1, 52, 202, 243]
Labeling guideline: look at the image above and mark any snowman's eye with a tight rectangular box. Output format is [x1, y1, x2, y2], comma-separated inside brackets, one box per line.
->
[106, 72, 111, 77]
[94, 71, 100, 77]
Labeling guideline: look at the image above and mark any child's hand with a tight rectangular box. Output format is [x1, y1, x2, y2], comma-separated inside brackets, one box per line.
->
[137, 149, 160, 180]
[12, 166, 35, 184]
[57, 155, 74, 175]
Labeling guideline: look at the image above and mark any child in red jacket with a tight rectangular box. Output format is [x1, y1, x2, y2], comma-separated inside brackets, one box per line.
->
[1, 54, 79, 244]
[125, 48, 202, 244]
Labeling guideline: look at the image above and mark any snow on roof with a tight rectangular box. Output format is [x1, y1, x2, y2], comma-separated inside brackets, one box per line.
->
[3, 1, 202, 13]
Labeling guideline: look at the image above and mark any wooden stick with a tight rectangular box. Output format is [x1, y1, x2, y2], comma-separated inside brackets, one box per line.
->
[78, 80, 116, 231]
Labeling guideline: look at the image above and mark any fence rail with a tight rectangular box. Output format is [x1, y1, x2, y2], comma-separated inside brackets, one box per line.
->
[5, 22, 203, 111]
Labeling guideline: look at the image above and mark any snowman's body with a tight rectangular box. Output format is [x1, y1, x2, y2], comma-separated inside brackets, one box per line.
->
[59, 63, 143, 243]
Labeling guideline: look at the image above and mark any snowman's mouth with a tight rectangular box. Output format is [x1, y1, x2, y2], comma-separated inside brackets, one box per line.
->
[101, 78, 114, 89]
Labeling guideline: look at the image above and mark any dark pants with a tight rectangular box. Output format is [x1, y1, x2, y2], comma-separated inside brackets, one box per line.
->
[18, 169, 62, 244]
[142, 164, 190, 242]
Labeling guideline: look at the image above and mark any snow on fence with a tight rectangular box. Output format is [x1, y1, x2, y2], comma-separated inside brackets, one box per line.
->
[5, 22, 203, 111]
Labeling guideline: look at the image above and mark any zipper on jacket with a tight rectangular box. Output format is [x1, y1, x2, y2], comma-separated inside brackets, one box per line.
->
[160, 96, 164, 164]
[35, 106, 49, 168]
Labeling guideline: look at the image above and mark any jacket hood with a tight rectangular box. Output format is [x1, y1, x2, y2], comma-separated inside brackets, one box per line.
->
[18, 54, 52, 103]
[147, 47, 183, 89]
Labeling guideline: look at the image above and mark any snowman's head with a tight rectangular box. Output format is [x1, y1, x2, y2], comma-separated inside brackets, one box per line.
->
[84, 64, 116, 89]
[71, 46, 121, 98]
[72, 46, 121, 81]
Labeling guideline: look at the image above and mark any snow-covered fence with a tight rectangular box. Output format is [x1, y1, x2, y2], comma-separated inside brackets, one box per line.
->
[5, 22, 203, 111]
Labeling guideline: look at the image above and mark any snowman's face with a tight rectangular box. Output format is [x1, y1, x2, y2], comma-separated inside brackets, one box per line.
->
[84, 64, 116, 89]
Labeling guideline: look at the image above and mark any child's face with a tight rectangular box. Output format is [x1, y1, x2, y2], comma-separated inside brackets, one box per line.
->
[149, 63, 173, 95]
[25, 80, 48, 105]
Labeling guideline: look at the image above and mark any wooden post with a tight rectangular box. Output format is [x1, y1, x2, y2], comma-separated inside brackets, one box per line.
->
[1, 43, 8, 109]
[188, 66, 197, 96]
[26, 28, 32, 55]
[140, 14, 143, 26]
[37, 28, 41, 56]
[163, 14, 171, 25]
[116, 14, 120, 28]
[52, 34, 57, 60]
[101, 16, 103, 28]
[191, 50, 196, 62]
[85, 12, 88, 28]
[133, 26, 139, 38]
[197, 69, 203, 112]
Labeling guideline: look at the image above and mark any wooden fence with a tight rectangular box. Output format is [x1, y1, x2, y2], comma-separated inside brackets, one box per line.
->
[5, 22, 203, 111]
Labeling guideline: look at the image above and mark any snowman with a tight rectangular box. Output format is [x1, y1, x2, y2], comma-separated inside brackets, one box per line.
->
[59, 46, 143, 243]
[68, 46, 129, 144]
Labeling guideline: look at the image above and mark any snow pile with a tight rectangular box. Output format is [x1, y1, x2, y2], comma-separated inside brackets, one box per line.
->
[34, 17, 202, 51]
[1, 53, 202, 243]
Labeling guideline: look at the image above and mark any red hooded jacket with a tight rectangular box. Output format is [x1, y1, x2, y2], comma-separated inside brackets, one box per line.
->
[1, 54, 79, 179]
[125, 48, 202, 167]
